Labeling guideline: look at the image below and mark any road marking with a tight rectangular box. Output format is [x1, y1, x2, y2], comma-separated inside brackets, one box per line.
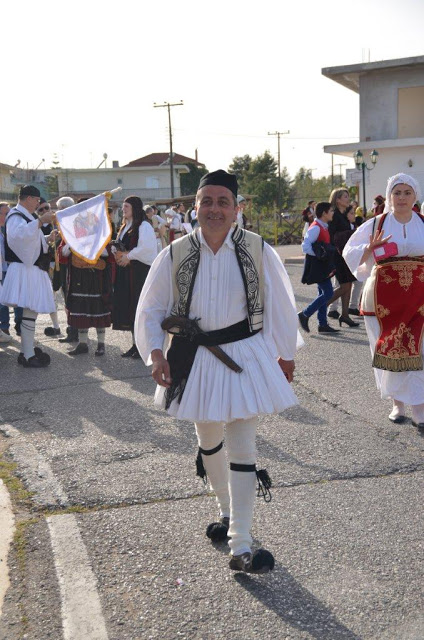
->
[0, 479, 15, 618]
[47, 514, 108, 640]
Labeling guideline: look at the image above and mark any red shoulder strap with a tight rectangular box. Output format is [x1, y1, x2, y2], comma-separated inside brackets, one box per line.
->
[376, 213, 388, 233]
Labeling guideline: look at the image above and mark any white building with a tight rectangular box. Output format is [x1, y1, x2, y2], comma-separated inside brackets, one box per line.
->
[8, 152, 204, 205]
[55, 152, 202, 202]
[322, 55, 424, 210]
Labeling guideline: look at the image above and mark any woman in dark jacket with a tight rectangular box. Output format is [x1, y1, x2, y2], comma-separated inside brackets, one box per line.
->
[112, 196, 157, 357]
[326, 188, 359, 327]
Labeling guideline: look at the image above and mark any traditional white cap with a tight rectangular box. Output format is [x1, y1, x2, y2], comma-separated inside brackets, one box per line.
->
[383, 173, 421, 213]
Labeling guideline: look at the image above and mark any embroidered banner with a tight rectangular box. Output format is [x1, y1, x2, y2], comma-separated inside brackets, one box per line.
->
[373, 258, 424, 372]
[55, 194, 112, 264]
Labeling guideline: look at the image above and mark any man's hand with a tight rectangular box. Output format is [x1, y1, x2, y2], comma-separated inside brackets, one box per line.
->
[46, 229, 58, 244]
[277, 358, 295, 383]
[151, 349, 172, 388]
[38, 211, 54, 227]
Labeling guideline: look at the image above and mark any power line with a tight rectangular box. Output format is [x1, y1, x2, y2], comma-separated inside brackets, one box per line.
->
[172, 128, 358, 141]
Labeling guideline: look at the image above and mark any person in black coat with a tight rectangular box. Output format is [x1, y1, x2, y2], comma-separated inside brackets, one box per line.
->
[326, 189, 359, 328]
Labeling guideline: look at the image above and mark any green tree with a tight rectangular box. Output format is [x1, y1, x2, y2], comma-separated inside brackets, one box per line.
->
[243, 151, 278, 211]
[44, 174, 59, 200]
[228, 154, 252, 187]
[180, 162, 208, 196]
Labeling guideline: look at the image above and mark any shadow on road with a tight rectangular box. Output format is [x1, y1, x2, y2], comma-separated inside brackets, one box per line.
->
[234, 567, 362, 640]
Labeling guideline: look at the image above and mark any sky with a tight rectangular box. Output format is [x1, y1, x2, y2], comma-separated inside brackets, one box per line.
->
[3, 0, 424, 180]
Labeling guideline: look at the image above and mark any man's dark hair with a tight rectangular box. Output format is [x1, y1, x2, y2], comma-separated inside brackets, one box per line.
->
[308, 200, 315, 206]
[315, 202, 331, 218]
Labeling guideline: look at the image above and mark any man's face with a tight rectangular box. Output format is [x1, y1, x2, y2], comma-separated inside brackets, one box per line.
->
[37, 202, 51, 216]
[24, 195, 41, 213]
[196, 185, 237, 236]
[0, 205, 10, 226]
[178, 204, 185, 214]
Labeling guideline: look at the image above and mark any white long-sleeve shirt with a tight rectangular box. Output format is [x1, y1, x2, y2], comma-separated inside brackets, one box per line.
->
[126, 220, 158, 265]
[301, 219, 329, 256]
[5, 203, 48, 266]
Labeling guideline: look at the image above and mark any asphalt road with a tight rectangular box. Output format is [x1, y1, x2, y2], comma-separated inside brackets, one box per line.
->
[0, 257, 423, 640]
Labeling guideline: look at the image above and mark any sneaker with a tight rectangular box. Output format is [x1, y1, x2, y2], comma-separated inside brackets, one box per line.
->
[0, 329, 12, 343]
[44, 327, 61, 337]
[327, 310, 340, 319]
[229, 548, 275, 574]
[318, 324, 340, 333]
[297, 312, 310, 333]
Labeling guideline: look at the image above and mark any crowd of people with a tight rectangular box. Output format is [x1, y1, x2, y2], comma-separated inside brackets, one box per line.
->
[0, 188, 250, 363]
[1, 170, 423, 577]
[298, 173, 424, 433]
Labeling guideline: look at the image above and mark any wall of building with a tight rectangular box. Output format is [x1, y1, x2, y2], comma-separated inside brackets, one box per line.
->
[359, 67, 424, 141]
[354, 146, 424, 211]
[55, 167, 182, 200]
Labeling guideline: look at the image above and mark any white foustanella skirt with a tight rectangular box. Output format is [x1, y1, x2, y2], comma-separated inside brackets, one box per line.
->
[0, 263, 55, 313]
[364, 316, 424, 405]
[155, 332, 298, 423]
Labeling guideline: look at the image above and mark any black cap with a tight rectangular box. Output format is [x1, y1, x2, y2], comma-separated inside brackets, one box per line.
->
[39, 197, 47, 205]
[19, 185, 41, 198]
[198, 170, 238, 198]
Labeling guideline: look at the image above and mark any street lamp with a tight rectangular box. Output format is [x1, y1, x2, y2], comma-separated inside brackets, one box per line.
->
[354, 149, 379, 216]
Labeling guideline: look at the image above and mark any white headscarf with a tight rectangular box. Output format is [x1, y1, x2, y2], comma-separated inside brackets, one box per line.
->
[383, 173, 421, 213]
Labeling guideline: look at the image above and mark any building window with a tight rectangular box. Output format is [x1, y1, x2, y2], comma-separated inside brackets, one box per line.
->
[398, 87, 424, 138]
[117, 178, 123, 185]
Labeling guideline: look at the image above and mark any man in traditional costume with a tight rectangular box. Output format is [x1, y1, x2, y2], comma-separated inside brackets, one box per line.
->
[343, 173, 424, 430]
[0, 185, 56, 367]
[135, 170, 302, 573]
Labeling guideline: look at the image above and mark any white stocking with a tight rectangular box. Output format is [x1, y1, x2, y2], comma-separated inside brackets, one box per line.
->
[195, 422, 229, 518]
[226, 416, 258, 556]
[21, 308, 38, 359]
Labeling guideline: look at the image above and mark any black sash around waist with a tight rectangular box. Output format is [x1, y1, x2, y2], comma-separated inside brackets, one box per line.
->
[164, 318, 259, 409]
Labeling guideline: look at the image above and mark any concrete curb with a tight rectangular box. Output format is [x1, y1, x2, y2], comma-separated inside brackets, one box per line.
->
[0, 479, 15, 618]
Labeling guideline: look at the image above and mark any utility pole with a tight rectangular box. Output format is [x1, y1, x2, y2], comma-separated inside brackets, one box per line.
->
[268, 130, 289, 213]
[335, 162, 347, 185]
[154, 101, 183, 198]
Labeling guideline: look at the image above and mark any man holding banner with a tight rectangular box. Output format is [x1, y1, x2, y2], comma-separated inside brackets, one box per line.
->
[56, 194, 113, 356]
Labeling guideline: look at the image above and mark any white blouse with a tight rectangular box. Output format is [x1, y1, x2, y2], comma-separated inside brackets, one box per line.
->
[343, 212, 424, 281]
[126, 220, 158, 266]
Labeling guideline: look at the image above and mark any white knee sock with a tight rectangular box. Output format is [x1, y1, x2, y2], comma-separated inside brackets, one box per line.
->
[78, 329, 88, 344]
[226, 417, 258, 556]
[96, 328, 105, 343]
[49, 311, 60, 329]
[195, 422, 230, 518]
[21, 308, 38, 359]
